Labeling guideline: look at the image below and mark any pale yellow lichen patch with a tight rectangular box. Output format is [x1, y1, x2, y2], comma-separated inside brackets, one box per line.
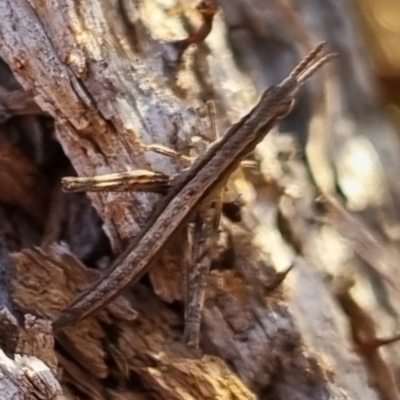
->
[67, 48, 86, 75]
[336, 134, 387, 211]
[67, 14, 103, 60]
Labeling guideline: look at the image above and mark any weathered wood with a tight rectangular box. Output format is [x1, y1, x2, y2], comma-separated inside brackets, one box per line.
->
[0, 0, 395, 399]
[0, 316, 65, 400]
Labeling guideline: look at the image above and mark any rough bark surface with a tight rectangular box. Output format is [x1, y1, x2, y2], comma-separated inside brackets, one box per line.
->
[0, 0, 399, 399]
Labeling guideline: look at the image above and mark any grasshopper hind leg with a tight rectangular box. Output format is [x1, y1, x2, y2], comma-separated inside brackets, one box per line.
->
[183, 201, 221, 349]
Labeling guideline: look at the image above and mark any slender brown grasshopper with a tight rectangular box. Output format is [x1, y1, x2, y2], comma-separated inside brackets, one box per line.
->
[53, 43, 334, 348]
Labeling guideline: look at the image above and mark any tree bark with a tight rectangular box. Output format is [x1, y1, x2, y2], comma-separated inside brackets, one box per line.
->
[0, 0, 398, 399]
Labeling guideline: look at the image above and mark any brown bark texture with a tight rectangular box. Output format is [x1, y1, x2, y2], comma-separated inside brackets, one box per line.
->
[0, 0, 400, 399]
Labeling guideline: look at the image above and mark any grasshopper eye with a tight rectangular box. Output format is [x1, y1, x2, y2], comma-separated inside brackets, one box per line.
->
[278, 98, 296, 120]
